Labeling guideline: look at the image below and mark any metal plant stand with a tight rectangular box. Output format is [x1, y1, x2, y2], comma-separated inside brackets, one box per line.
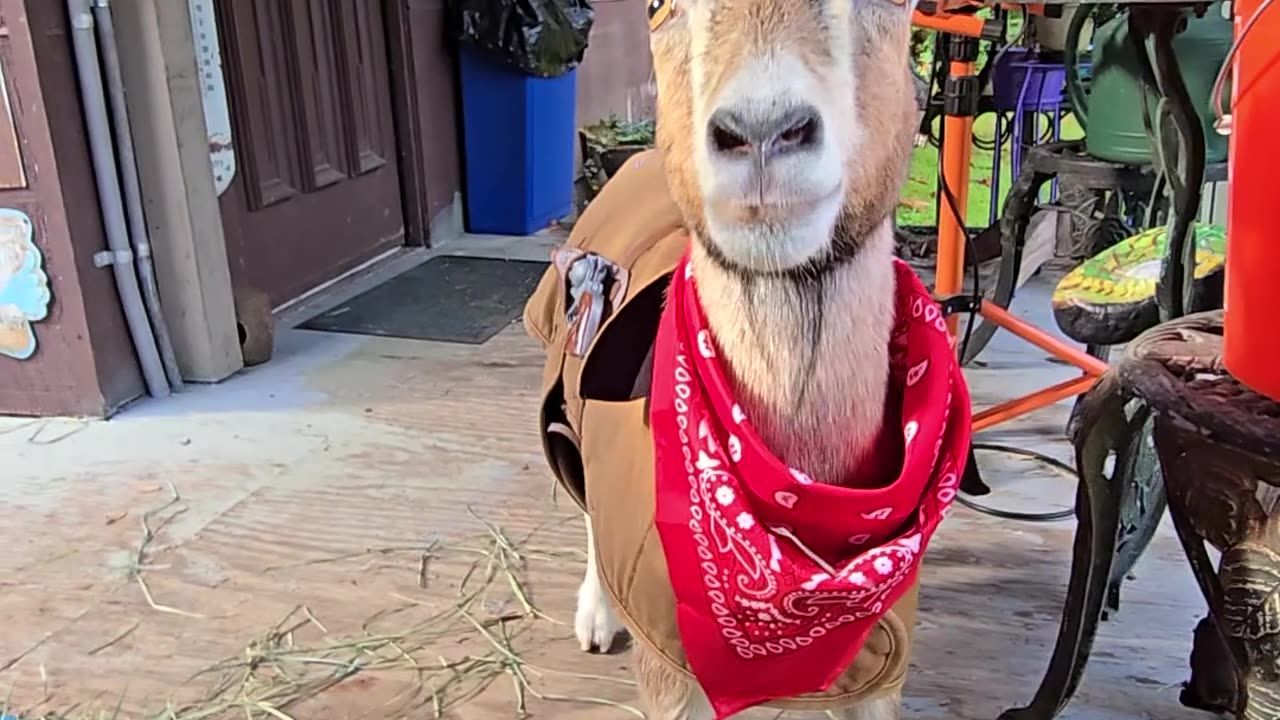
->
[1118, 312, 1280, 720]
[997, 7, 1241, 720]
[1004, 311, 1280, 720]
[998, 348, 1166, 720]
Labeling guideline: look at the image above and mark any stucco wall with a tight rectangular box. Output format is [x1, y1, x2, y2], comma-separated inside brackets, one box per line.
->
[0, 0, 145, 417]
[575, 0, 655, 126]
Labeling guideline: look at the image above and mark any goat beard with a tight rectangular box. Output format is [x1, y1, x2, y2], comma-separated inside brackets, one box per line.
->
[648, 252, 972, 718]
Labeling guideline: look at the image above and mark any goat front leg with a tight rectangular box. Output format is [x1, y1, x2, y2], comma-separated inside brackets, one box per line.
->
[577, 513, 623, 652]
[635, 639, 715, 720]
[831, 691, 903, 720]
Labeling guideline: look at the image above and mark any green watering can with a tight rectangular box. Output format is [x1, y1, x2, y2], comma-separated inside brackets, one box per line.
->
[1064, 2, 1232, 166]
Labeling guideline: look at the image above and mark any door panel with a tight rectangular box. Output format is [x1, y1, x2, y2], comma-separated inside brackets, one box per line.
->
[216, 0, 404, 305]
[337, 2, 392, 175]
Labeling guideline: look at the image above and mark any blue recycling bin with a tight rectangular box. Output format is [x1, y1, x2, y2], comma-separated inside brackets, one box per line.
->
[458, 47, 578, 236]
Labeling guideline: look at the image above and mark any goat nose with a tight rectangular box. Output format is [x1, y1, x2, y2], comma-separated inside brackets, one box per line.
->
[707, 104, 822, 159]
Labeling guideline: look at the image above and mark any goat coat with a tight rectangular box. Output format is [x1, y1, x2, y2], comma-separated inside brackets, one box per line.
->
[522, 149, 918, 712]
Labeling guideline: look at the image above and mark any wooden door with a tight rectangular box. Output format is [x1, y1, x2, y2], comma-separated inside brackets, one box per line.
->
[215, 1, 405, 305]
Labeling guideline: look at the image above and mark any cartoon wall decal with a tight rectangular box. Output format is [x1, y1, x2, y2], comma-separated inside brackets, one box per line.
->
[0, 208, 51, 360]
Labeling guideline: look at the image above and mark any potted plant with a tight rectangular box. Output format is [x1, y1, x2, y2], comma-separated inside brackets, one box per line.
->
[578, 115, 656, 202]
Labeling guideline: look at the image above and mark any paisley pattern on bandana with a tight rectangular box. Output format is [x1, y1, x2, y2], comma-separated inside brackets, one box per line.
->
[650, 253, 971, 719]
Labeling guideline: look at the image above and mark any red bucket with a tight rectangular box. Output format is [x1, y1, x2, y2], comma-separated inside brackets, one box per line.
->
[1225, 0, 1280, 401]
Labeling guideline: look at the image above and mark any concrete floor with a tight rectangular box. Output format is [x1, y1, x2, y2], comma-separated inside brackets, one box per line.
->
[0, 247, 1209, 720]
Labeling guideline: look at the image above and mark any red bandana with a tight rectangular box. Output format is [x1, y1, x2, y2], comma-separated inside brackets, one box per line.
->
[649, 251, 971, 719]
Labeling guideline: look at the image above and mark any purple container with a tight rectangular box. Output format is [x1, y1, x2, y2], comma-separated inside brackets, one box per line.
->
[990, 49, 1068, 112]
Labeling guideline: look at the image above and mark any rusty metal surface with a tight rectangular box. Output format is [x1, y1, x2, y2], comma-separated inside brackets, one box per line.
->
[1117, 311, 1280, 459]
[1123, 313, 1280, 720]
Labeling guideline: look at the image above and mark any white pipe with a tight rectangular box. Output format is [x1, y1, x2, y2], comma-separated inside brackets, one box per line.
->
[66, 0, 170, 398]
[91, 0, 184, 391]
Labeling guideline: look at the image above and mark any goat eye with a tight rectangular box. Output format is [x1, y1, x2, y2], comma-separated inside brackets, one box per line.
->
[648, 0, 675, 31]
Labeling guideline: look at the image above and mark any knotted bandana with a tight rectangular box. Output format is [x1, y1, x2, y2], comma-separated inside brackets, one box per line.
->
[650, 251, 971, 718]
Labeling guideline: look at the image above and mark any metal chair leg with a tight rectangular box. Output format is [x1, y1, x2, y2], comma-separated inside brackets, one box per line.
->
[961, 160, 1053, 366]
[1105, 402, 1166, 617]
[999, 379, 1132, 720]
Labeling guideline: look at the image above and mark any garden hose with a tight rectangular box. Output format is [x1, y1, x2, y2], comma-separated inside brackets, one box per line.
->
[956, 443, 1078, 522]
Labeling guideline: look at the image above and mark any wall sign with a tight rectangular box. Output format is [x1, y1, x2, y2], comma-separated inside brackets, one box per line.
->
[189, 0, 235, 195]
[0, 60, 26, 189]
[0, 208, 49, 360]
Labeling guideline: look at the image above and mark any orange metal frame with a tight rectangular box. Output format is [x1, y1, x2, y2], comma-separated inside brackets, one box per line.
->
[917, 8, 1107, 433]
[911, 1, 1045, 36]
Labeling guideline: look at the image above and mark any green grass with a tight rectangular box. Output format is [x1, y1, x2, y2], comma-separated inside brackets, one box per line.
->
[896, 112, 1085, 228]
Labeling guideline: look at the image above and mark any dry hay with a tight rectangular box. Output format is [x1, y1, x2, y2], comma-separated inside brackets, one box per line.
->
[2, 493, 641, 720]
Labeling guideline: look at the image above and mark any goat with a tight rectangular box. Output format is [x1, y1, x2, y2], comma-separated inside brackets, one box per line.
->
[524, 0, 968, 716]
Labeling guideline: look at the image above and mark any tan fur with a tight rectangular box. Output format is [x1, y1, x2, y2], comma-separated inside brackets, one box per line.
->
[692, 225, 897, 485]
[633, 639, 904, 720]
[651, 0, 918, 494]
[653, 0, 917, 251]
[577, 0, 922, 716]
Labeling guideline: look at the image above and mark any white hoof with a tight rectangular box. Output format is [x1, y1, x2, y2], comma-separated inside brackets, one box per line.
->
[576, 572, 623, 653]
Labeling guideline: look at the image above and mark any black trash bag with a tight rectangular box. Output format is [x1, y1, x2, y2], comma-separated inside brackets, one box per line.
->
[451, 0, 595, 78]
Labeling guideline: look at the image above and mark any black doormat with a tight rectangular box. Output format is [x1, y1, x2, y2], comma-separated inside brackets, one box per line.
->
[300, 256, 548, 344]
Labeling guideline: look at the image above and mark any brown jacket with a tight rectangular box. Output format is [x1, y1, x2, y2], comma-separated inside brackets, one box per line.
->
[523, 150, 917, 711]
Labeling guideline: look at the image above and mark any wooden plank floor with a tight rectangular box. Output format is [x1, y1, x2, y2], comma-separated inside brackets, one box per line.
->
[0, 280, 1207, 720]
